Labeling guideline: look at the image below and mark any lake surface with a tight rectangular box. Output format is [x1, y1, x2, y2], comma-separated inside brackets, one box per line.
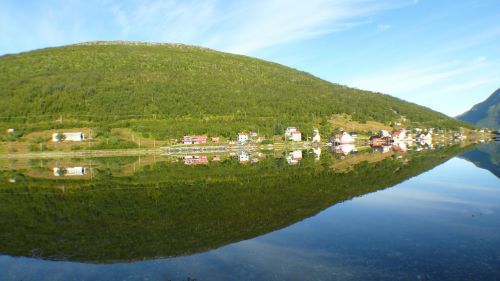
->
[0, 143, 499, 281]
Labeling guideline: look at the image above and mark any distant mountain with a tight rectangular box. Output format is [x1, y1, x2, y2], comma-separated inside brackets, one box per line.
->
[457, 89, 500, 129]
[460, 143, 500, 178]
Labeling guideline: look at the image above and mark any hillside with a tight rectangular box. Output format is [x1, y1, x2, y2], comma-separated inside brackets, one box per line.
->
[0, 41, 468, 139]
[457, 88, 500, 129]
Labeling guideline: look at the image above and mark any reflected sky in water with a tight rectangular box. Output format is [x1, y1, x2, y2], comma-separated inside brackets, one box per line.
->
[1, 147, 499, 281]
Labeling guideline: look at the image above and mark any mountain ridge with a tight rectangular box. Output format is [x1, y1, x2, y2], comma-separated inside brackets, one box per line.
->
[457, 88, 500, 129]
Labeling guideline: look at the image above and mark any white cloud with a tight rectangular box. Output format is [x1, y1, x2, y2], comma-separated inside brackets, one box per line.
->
[100, 0, 417, 54]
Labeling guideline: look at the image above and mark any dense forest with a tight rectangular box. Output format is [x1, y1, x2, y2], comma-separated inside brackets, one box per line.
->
[0, 41, 470, 139]
[0, 144, 473, 263]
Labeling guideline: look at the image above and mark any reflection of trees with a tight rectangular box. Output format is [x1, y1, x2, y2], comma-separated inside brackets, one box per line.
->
[0, 145, 472, 263]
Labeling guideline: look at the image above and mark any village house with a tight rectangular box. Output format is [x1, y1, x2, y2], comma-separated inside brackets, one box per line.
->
[312, 128, 321, 142]
[52, 132, 84, 142]
[291, 130, 302, 142]
[53, 167, 87, 177]
[183, 135, 207, 145]
[380, 130, 392, 138]
[285, 127, 297, 138]
[331, 131, 354, 144]
[211, 137, 220, 143]
[284, 127, 302, 142]
[7, 128, 15, 134]
[237, 132, 249, 143]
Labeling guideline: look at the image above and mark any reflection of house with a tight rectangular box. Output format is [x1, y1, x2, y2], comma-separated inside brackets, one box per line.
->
[313, 147, 321, 159]
[52, 132, 84, 142]
[53, 167, 87, 176]
[212, 155, 221, 162]
[183, 156, 209, 165]
[370, 135, 392, 145]
[392, 142, 408, 152]
[286, 150, 303, 165]
[183, 135, 207, 145]
[333, 144, 356, 155]
[238, 151, 250, 163]
[416, 132, 432, 141]
[331, 132, 354, 144]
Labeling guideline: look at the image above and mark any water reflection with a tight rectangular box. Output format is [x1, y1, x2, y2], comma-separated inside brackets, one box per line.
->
[0, 143, 499, 281]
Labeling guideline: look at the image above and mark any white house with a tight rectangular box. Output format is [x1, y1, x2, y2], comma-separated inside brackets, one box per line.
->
[65, 167, 87, 176]
[285, 127, 297, 139]
[380, 130, 391, 138]
[291, 131, 302, 142]
[237, 132, 249, 143]
[7, 128, 15, 134]
[312, 128, 321, 142]
[53, 167, 87, 176]
[52, 132, 84, 142]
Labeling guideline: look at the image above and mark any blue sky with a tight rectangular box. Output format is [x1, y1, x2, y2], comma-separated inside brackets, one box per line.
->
[1, 0, 499, 116]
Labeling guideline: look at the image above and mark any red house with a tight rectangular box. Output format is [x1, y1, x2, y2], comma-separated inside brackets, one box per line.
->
[183, 135, 207, 145]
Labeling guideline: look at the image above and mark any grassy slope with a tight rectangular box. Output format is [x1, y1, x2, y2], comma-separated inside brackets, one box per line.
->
[0, 42, 469, 139]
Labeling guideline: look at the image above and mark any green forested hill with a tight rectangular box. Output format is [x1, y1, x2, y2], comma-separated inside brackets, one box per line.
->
[0, 41, 468, 138]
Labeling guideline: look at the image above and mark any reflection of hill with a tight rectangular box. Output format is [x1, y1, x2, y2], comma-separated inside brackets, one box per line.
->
[0, 145, 472, 263]
[459, 143, 500, 178]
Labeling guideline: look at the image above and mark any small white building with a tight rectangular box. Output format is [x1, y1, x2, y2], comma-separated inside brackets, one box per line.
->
[285, 127, 297, 139]
[291, 131, 302, 142]
[54, 167, 87, 176]
[312, 128, 321, 143]
[7, 128, 15, 134]
[52, 132, 84, 142]
[380, 130, 392, 138]
[237, 132, 249, 143]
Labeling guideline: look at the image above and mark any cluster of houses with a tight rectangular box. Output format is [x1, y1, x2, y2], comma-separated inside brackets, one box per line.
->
[369, 128, 432, 146]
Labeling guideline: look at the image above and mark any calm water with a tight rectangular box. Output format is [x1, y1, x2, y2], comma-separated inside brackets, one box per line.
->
[0, 143, 499, 281]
